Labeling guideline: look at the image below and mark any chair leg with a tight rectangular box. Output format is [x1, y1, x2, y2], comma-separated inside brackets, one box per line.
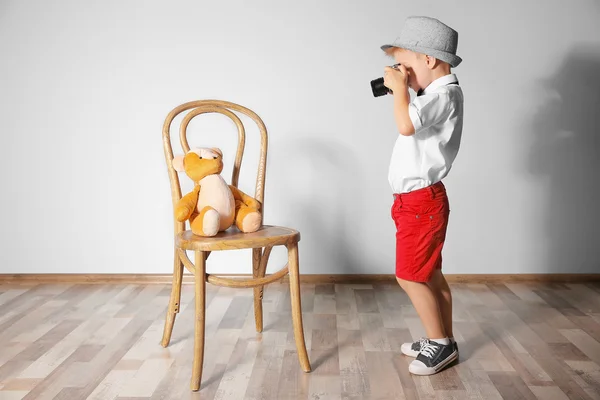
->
[287, 242, 311, 372]
[161, 249, 184, 347]
[253, 248, 265, 333]
[191, 250, 207, 392]
[252, 246, 272, 333]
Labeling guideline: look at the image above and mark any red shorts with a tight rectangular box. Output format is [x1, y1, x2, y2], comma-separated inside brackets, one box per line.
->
[391, 181, 450, 282]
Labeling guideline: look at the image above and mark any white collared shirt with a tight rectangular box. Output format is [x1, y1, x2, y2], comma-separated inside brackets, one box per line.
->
[388, 73, 464, 194]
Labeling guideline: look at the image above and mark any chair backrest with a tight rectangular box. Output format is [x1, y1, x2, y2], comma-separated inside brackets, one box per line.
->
[162, 100, 268, 234]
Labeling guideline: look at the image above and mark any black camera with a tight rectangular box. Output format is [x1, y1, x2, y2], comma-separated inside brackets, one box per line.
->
[370, 63, 401, 97]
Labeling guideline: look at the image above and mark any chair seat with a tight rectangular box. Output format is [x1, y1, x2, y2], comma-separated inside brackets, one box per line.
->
[175, 225, 300, 251]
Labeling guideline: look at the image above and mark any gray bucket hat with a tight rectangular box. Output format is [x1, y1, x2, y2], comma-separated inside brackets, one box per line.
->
[381, 16, 462, 67]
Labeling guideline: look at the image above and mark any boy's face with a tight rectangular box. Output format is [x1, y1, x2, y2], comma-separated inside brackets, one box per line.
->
[391, 48, 431, 92]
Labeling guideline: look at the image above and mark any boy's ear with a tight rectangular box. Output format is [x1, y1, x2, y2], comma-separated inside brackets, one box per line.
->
[425, 55, 439, 69]
[172, 155, 185, 172]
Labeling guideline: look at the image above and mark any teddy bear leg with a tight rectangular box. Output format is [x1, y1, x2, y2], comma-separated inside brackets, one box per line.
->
[234, 200, 262, 233]
[190, 206, 220, 236]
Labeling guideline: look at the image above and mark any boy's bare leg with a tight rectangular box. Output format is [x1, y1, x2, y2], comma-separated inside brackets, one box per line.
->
[396, 277, 446, 339]
[427, 270, 453, 338]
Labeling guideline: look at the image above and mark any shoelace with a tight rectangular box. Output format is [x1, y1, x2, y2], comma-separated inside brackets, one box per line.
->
[414, 337, 427, 350]
[420, 340, 439, 358]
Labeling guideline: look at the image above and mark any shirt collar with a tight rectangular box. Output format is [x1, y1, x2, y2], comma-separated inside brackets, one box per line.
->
[420, 73, 459, 96]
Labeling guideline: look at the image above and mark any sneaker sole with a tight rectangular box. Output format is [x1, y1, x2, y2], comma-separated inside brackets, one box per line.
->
[408, 350, 458, 376]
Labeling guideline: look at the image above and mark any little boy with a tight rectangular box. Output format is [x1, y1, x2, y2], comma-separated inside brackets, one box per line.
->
[381, 16, 464, 376]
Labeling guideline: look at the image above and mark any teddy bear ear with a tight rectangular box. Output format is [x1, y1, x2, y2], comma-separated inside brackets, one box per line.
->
[172, 155, 185, 172]
[211, 148, 223, 158]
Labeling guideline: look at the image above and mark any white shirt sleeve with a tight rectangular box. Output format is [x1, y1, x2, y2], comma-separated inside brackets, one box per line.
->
[408, 92, 451, 134]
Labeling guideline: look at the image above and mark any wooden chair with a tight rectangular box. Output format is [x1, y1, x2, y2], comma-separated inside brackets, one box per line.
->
[160, 100, 311, 391]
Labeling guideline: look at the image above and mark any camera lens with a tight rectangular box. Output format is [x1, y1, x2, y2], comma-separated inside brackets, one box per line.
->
[370, 64, 401, 97]
[371, 77, 391, 97]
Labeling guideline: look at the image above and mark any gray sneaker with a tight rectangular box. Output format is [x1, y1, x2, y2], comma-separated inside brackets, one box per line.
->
[409, 339, 458, 375]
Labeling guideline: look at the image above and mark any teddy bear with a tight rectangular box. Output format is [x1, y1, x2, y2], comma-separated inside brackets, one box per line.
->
[172, 147, 262, 237]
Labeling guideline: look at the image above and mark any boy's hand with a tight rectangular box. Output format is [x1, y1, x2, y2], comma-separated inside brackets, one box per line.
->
[383, 65, 408, 94]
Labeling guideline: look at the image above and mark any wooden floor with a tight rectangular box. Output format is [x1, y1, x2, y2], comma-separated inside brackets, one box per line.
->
[0, 282, 600, 400]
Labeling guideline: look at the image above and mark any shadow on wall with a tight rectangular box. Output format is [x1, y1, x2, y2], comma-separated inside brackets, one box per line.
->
[278, 137, 366, 274]
[528, 46, 600, 274]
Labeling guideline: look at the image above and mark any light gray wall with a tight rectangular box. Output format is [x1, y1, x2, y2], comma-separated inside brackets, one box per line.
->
[1, 0, 599, 275]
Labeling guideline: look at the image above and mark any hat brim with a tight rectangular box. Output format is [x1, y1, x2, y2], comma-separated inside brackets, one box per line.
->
[380, 43, 462, 68]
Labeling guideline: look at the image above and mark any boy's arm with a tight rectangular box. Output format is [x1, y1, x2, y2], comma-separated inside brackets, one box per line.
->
[384, 65, 415, 136]
[393, 88, 415, 136]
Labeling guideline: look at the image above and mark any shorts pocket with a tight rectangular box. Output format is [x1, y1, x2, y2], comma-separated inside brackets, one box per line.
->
[426, 211, 449, 240]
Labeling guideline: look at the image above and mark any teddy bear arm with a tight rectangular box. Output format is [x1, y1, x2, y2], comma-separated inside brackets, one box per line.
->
[175, 185, 201, 221]
[229, 185, 261, 210]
